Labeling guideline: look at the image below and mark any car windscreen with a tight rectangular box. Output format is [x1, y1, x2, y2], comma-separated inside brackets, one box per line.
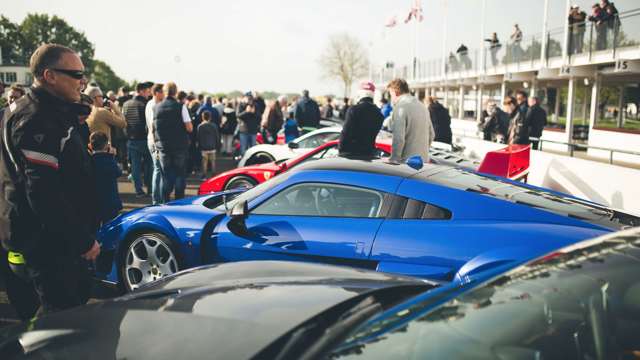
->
[214, 171, 291, 212]
[331, 235, 640, 360]
[422, 167, 640, 230]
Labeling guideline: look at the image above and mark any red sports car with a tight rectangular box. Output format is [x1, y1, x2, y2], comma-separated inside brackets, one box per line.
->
[198, 140, 530, 194]
[199, 140, 391, 194]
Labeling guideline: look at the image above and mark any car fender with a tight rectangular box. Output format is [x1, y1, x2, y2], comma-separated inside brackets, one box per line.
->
[452, 246, 536, 283]
[117, 214, 181, 253]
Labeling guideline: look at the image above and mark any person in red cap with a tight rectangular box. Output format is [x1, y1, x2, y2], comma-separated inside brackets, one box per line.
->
[338, 81, 384, 158]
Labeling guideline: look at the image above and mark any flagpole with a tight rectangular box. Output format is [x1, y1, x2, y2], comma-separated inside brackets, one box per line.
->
[412, 0, 418, 80]
[441, 0, 448, 78]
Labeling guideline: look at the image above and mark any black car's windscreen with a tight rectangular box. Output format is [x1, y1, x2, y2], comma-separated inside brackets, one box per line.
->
[422, 167, 640, 229]
[331, 236, 640, 360]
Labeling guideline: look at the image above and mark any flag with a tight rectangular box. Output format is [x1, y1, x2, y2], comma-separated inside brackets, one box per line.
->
[404, 0, 424, 23]
[385, 15, 397, 28]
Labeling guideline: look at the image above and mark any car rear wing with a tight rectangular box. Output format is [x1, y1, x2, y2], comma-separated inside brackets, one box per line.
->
[430, 144, 531, 181]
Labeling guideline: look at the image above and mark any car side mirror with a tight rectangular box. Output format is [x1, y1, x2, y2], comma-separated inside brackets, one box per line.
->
[227, 201, 251, 237]
[288, 142, 299, 149]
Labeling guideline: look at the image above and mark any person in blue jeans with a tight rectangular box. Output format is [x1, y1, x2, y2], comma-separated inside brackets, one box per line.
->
[146, 83, 165, 205]
[153, 82, 193, 202]
[122, 82, 152, 197]
[237, 103, 259, 156]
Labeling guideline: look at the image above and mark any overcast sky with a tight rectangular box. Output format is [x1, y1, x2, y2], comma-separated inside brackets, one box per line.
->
[6, 0, 429, 96]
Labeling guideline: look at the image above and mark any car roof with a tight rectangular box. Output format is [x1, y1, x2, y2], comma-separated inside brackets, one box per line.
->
[292, 157, 447, 178]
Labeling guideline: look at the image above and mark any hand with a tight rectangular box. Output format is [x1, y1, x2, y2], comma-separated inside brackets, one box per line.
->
[81, 240, 101, 261]
[108, 145, 117, 156]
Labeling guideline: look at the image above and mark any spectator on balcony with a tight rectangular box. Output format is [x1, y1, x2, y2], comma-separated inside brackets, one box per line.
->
[526, 97, 547, 150]
[589, 3, 608, 50]
[510, 24, 523, 62]
[456, 44, 472, 70]
[568, 5, 588, 54]
[510, 24, 524, 62]
[447, 52, 459, 72]
[484, 33, 501, 67]
[426, 97, 452, 145]
[601, 0, 619, 41]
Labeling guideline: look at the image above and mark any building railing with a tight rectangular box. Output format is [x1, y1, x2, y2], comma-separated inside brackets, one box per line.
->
[374, 8, 640, 84]
[450, 127, 640, 165]
[531, 137, 640, 164]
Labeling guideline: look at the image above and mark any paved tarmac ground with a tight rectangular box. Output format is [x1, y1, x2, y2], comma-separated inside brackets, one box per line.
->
[0, 155, 237, 328]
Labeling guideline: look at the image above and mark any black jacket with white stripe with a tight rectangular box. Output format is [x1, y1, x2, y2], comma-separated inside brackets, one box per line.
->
[0, 87, 98, 263]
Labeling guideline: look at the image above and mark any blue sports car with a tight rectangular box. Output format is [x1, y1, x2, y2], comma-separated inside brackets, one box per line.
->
[96, 158, 639, 291]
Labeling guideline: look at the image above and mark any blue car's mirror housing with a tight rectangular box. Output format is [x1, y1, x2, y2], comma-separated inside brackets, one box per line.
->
[406, 156, 423, 170]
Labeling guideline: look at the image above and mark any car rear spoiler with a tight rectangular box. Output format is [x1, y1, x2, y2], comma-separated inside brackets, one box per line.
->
[431, 144, 531, 181]
[477, 144, 530, 181]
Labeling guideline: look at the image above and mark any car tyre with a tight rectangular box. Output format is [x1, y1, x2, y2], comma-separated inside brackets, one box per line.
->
[120, 232, 181, 292]
[245, 152, 275, 165]
[224, 175, 258, 190]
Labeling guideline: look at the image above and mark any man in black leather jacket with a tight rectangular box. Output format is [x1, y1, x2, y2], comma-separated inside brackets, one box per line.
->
[0, 44, 100, 315]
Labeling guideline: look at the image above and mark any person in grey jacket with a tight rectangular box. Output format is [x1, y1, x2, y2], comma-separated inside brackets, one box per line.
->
[387, 79, 434, 163]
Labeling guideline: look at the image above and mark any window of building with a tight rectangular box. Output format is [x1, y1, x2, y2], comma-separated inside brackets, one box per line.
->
[5, 72, 17, 83]
[541, 86, 567, 129]
[594, 83, 640, 132]
[446, 89, 459, 119]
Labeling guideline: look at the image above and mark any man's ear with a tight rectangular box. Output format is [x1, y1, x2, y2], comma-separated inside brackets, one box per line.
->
[41, 69, 56, 85]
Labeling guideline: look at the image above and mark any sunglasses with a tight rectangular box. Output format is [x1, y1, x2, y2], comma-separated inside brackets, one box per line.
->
[51, 68, 86, 80]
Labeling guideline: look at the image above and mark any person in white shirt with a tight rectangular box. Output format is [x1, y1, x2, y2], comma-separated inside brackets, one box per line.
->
[145, 83, 164, 205]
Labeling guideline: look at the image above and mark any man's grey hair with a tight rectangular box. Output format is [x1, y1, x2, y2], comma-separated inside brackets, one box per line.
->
[84, 86, 103, 99]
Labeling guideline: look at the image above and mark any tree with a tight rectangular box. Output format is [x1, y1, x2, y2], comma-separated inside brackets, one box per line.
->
[318, 33, 369, 97]
[19, 14, 96, 73]
[0, 16, 25, 65]
[92, 59, 127, 92]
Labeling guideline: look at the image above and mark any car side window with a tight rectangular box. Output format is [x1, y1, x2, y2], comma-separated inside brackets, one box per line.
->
[297, 132, 340, 148]
[388, 196, 452, 220]
[252, 183, 385, 218]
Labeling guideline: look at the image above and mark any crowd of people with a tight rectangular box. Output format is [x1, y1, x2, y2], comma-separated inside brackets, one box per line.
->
[478, 90, 548, 150]
[0, 38, 538, 320]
